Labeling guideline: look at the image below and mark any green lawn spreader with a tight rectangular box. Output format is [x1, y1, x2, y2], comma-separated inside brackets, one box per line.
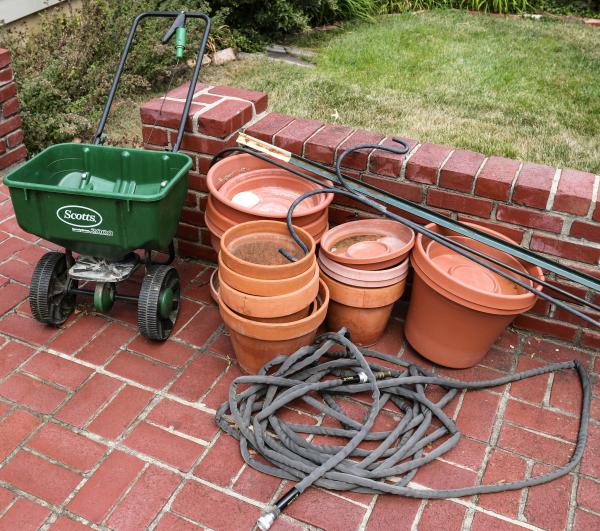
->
[3, 11, 211, 340]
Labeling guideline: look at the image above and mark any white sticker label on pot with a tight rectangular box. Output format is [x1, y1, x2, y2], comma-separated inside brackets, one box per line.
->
[56, 205, 103, 228]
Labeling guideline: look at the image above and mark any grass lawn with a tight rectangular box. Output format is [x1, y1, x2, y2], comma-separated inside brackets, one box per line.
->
[196, 10, 600, 174]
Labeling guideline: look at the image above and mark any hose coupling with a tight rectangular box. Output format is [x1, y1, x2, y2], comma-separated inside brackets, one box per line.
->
[257, 487, 300, 529]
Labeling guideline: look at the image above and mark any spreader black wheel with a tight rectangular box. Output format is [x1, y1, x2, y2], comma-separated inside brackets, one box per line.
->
[30, 252, 77, 326]
[138, 265, 180, 341]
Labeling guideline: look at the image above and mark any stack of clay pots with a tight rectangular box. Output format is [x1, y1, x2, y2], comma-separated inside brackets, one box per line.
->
[205, 154, 332, 251]
[405, 221, 544, 368]
[215, 220, 329, 374]
[318, 219, 415, 346]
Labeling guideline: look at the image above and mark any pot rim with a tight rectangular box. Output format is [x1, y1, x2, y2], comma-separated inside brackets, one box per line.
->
[320, 270, 406, 308]
[318, 258, 408, 288]
[219, 278, 329, 340]
[320, 218, 415, 266]
[413, 222, 543, 310]
[218, 265, 320, 318]
[207, 153, 334, 218]
[220, 220, 316, 280]
[318, 251, 409, 281]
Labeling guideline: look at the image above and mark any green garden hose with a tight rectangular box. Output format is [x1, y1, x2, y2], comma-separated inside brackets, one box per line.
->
[215, 329, 591, 530]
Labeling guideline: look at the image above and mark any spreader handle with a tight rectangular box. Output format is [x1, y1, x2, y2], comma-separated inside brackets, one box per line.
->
[93, 11, 211, 153]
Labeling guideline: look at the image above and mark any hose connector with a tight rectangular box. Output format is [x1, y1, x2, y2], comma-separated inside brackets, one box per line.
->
[257, 487, 300, 530]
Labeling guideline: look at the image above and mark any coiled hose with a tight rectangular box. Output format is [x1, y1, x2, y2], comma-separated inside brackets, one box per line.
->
[215, 329, 591, 530]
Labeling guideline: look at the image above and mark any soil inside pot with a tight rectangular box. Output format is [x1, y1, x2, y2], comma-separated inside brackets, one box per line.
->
[229, 232, 304, 265]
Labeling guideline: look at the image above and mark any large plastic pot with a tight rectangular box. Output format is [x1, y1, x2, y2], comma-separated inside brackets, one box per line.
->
[218, 265, 319, 318]
[405, 222, 544, 368]
[207, 154, 332, 224]
[320, 270, 406, 346]
[220, 221, 316, 280]
[219, 279, 330, 374]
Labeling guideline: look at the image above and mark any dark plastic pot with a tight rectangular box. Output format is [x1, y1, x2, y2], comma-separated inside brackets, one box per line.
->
[405, 222, 544, 368]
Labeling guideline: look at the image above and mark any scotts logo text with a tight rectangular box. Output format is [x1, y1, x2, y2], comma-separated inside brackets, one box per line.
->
[56, 205, 103, 228]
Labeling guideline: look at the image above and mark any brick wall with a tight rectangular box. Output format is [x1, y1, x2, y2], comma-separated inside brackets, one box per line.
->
[0, 49, 27, 171]
[140, 82, 600, 348]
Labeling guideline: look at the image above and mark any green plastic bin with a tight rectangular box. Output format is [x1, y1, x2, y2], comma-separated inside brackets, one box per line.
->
[4, 143, 192, 259]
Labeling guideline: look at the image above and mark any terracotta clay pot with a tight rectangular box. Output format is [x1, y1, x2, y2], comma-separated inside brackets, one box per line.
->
[320, 219, 415, 270]
[210, 268, 219, 304]
[405, 222, 544, 369]
[207, 153, 333, 222]
[320, 270, 406, 346]
[318, 252, 409, 288]
[219, 279, 330, 374]
[218, 266, 319, 318]
[219, 257, 319, 297]
[220, 221, 316, 280]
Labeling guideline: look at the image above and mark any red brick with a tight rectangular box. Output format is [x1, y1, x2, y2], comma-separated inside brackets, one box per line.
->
[419, 500, 466, 529]
[147, 399, 217, 442]
[0, 497, 50, 530]
[0, 450, 81, 504]
[0, 341, 33, 379]
[273, 118, 323, 155]
[0, 409, 40, 460]
[474, 156, 520, 201]
[176, 222, 199, 242]
[0, 145, 26, 171]
[106, 465, 180, 530]
[172, 481, 260, 529]
[456, 390, 500, 441]
[140, 97, 205, 131]
[0, 282, 28, 316]
[504, 399, 578, 441]
[0, 82, 16, 104]
[155, 512, 200, 531]
[68, 450, 144, 523]
[0, 257, 33, 284]
[124, 421, 203, 471]
[530, 234, 600, 264]
[514, 314, 578, 342]
[175, 304, 222, 346]
[0, 215, 38, 241]
[577, 477, 600, 513]
[439, 149, 485, 192]
[362, 174, 423, 203]
[177, 131, 234, 156]
[498, 423, 573, 464]
[456, 215, 524, 244]
[368, 136, 417, 177]
[244, 112, 295, 142]
[177, 240, 218, 262]
[509, 356, 549, 403]
[570, 220, 600, 244]
[106, 350, 175, 389]
[366, 494, 420, 530]
[405, 143, 451, 184]
[142, 125, 169, 147]
[0, 372, 67, 413]
[49, 516, 90, 530]
[582, 330, 600, 350]
[496, 204, 563, 233]
[27, 423, 105, 472]
[594, 202, 600, 222]
[471, 512, 523, 530]
[87, 385, 152, 439]
[524, 463, 571, 531]
[2, 97, 19, 118]
[232, 462, 281, 504]
[55, 374, 121, 427]
[196, 99, 253, 137]
[164, 81, 211, 99]
[335, 129, 386, 170]
[427, 189, 493, 218]
[478, 449, 527, 518]
[22, 352, 92, 390]
[194, 432, 243, 485]
[553, 168, 596, 216]
[512, 162, 555, 209]
[581, 423, 600, 477]
[0, 313, 62, 346]
[128, 336, 195, 368]
[47, 315, 107, 355]
[0, 50, 10, 69]
[76, 322, 135, 365]
[0, 117, 20, 143]
[304, 124, 354, 165]
[415, 459, 477, 490]
[524, 337, 591, 367]
[209, 85, 268, 113]
[574, 509, 600, 531]
[0, 236, 28, 261]
[172, 352, 229, 403]
[202, 363, 244, 409]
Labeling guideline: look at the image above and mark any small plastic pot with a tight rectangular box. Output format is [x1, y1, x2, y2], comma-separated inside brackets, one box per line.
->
[220, 220, 316, 280]
[320, 270, 406, 346]
[320, 219, 415, 269]
[218, 266, 319, 318]
[318, 252, 409, 288]
[405, 222, 544, 368]
[219, 279, 330, 374]
[219, 257, 319, 297]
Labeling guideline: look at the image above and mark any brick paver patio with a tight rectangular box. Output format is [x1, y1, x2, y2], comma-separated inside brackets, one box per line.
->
[0, 178, 598, 531]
